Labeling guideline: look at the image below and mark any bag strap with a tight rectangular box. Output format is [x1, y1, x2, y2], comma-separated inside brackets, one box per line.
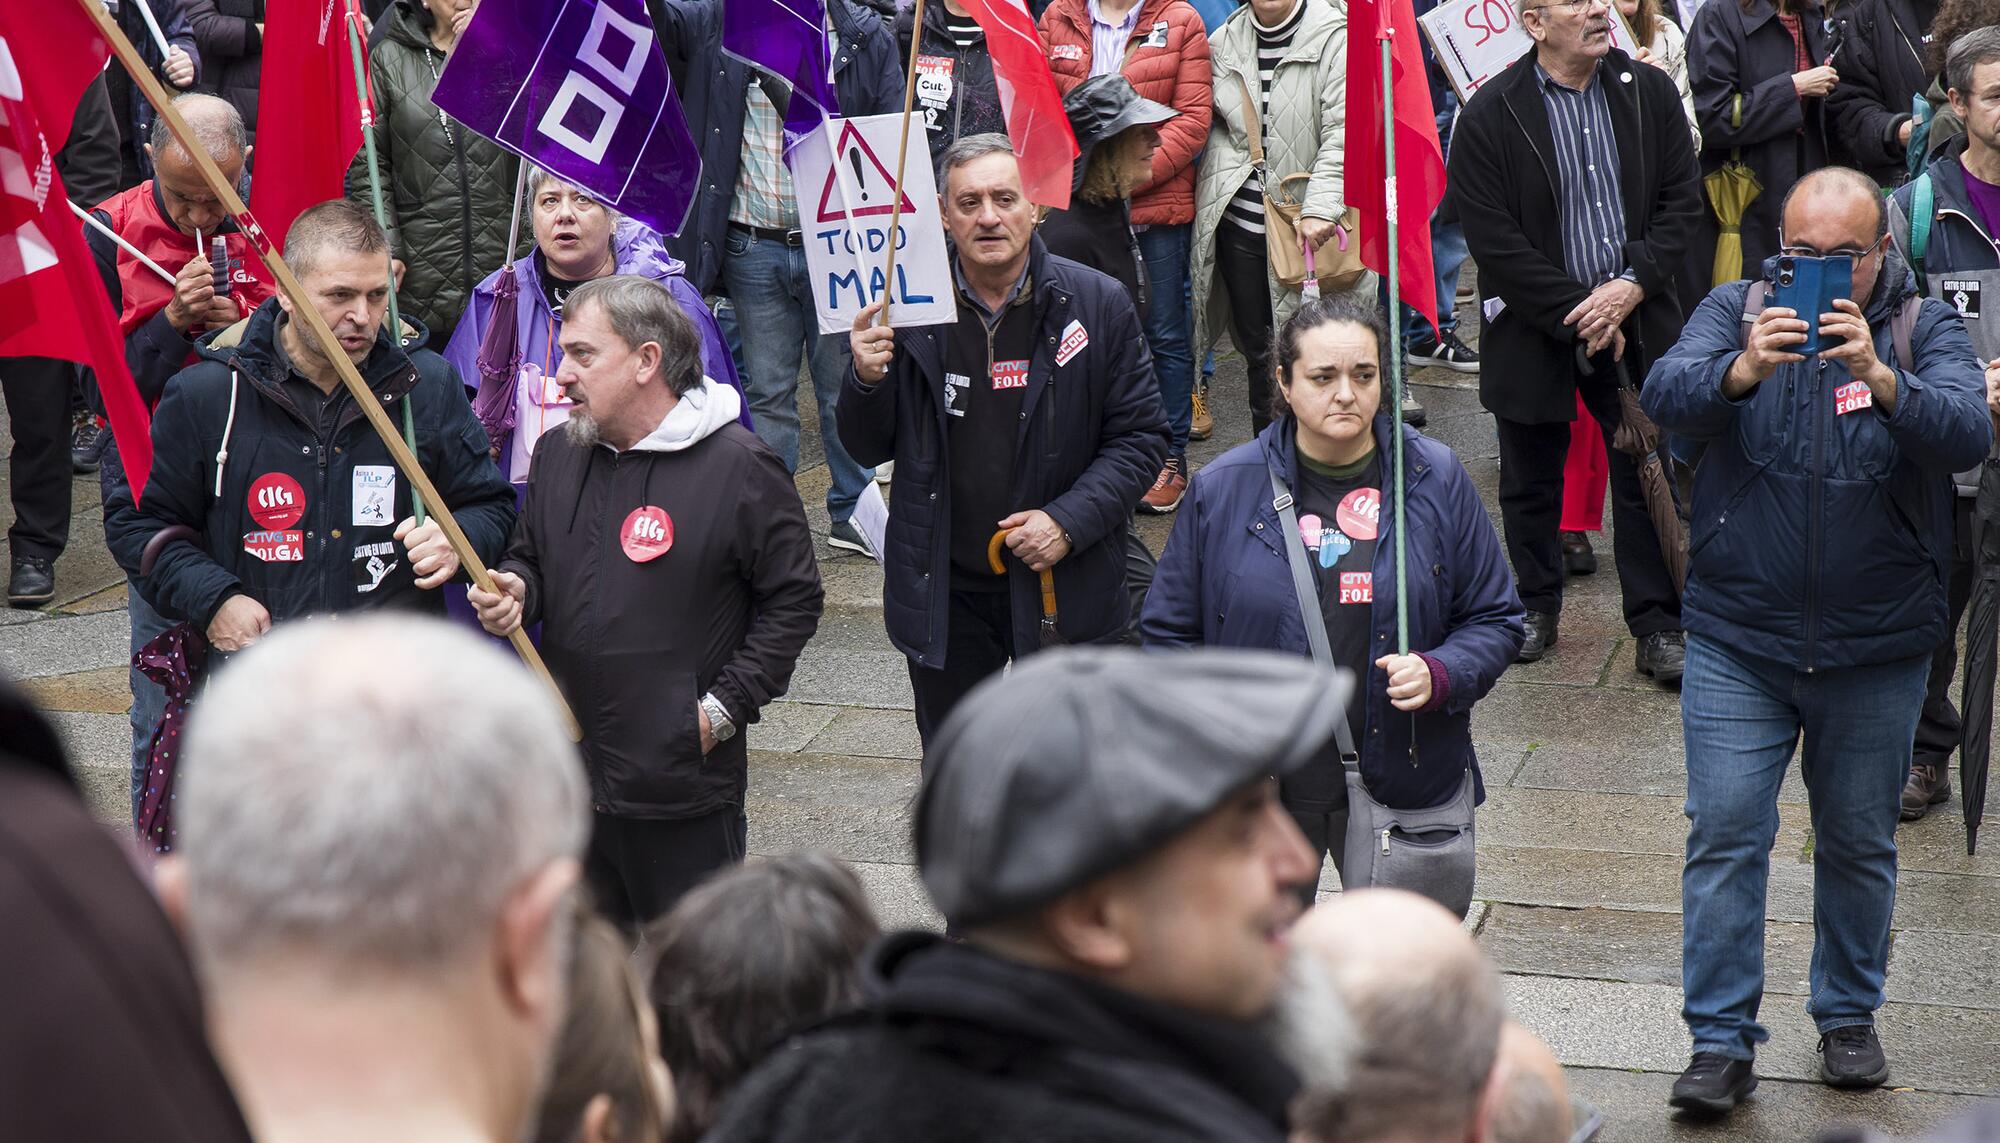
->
[1739, 278, 1769, 347]
[1268, 466, 1358, 760]
[1908, 171, 1934, 293]
[1892, 296, 1920, 374]
[1235, 72, 1265, 171]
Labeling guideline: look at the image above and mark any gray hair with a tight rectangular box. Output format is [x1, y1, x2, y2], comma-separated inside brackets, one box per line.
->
[564, 275, 703, 397]
[527, 166, 621, 218]
[1291, 939, 1506, 1143]
[1946, 25, 2000, 97]
[149, 92, 247, 165]
[178, 616, 590, 974]
[937, 132, 1019, 188]
[1268, 951, 1358, 1111]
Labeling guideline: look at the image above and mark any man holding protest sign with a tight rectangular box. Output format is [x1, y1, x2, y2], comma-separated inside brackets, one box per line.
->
[650, 0, 903, 556]
[845, 136, 1168, 742]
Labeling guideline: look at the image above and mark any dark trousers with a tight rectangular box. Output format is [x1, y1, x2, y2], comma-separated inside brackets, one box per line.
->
[1287, 804, 1349, 907]
[909, 588, 1015, 745]
[1215, 224, 1277, 434]
[2, 357, 76, 562]
[585, 806, 747, 931]
[1494, 373, 1681, 635]
[1914, 498, 1977, 771]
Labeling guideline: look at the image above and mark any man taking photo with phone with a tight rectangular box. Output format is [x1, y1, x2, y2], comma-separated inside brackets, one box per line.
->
[1643, 165, 1990, 1116]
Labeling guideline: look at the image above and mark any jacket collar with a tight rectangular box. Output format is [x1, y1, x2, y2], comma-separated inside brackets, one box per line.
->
[197, 298, 425, 416]
[1498, 47, 1649, 237]
[864, 932, 1299, 1130]
[1734, 0, 1824, 38]
[1217, 0, 1336, 65]
[1256, 413, 1431, 493]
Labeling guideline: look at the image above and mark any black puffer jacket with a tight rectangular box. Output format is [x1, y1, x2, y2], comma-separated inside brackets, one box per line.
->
[1825, 0, 1936, 184]
[836, 238, 1169, 668]
[103, 300, 516, 630]
[705, 932, 1298, 1143]
[184, 0, 262, 142]
[346, 0, 517, 346]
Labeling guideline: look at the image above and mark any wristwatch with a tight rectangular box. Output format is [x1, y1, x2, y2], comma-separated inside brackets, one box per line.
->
[699, 693, 737, 743]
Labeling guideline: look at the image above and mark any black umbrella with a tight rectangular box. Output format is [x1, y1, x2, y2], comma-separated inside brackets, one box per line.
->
[1957, 458, 2000, 855]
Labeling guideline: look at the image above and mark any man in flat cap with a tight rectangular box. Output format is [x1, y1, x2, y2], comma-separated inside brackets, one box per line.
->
[704, 646, 1338, 1143]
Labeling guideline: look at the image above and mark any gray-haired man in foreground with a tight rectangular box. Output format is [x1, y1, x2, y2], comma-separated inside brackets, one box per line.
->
[162, 615, 589, 1143]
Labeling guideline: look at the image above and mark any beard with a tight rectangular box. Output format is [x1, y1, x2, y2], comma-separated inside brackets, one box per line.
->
[563, 410, 601, 447]
[1266, 949, 1357, 1093]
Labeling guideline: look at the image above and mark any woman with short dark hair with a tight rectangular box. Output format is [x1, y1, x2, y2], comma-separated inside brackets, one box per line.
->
[1141, 297, 1523, 882]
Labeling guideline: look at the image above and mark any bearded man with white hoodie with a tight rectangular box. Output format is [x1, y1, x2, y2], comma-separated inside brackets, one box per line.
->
[470, 275, 823, 927]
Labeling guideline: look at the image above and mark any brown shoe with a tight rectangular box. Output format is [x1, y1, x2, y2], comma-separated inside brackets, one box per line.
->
[1140, 457, 1188, 514]
[1900, 762, 1951, 821]
[1189, 387, 1213, 441]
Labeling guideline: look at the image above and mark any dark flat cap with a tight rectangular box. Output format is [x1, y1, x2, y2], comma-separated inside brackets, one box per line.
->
[915, 647, 1351, 928]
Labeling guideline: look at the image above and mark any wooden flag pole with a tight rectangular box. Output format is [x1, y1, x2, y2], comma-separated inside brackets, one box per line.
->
[76, 0, 581, 740]
[879, 0, 929, 325]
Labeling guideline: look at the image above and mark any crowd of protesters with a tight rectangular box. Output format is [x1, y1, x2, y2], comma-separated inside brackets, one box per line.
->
[4, 0, 2000, 1135]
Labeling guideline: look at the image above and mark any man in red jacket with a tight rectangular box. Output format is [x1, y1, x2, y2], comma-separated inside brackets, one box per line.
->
[1041, 0, 1210, 512]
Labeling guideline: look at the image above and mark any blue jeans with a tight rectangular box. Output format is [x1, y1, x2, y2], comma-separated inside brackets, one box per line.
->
[1401, 93, 1466, 345]
[127, 584, 172, 824]
[719, 230, 872, 522]
[1679, 634, 1928, 1060]
[1136, 223, 1195, 458]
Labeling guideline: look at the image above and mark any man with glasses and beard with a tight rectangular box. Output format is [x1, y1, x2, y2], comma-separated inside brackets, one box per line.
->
[1447, 0, 1702, 685]
[1645, 167, 1989, 1113]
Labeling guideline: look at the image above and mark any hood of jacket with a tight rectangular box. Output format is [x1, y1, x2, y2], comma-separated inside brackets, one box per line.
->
[860, 931, 1298, 1129]
[618, 377, 743, 453]
[380, 0, 438, 51]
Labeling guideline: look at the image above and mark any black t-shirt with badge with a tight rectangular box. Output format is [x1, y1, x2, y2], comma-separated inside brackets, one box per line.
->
[1286, 447, 1380, 808]
[536, 250, 609, 317]
[943, 278, 1036, 587]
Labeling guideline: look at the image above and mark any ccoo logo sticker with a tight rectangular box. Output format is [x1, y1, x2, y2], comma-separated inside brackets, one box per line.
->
[620, 505, 674, 563]
[247, 473, 306, 530]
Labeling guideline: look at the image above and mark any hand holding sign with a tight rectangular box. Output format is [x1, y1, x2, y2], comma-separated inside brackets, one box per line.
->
[852, 301, 896, 383]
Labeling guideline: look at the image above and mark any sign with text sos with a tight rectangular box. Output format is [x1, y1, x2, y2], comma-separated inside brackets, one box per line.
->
[1417, 0, 1642, 101]
[790, 115, 957, 335]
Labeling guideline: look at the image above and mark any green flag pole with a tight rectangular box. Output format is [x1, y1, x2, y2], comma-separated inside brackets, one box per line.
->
[346, 7, 424, 525]
[1381, 30, 1406, 658]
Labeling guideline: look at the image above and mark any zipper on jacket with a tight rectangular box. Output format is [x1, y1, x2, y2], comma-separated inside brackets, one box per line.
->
[1805, 357, 1826, 672]
[424, 47, 477, 305]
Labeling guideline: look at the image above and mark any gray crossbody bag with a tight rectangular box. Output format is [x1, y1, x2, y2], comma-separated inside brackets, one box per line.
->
[1268, 467, 1478, 918]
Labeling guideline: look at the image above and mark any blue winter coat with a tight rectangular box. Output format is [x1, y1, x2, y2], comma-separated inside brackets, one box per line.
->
[1140, 417, 1525, 811]
[1642, 254, 1991, 670]
[648, 0, 905, 295]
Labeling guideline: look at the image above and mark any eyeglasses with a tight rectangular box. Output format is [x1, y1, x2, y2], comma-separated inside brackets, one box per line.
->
[1526, 0, 1609, 16]
[1778, 234, 1888, 259]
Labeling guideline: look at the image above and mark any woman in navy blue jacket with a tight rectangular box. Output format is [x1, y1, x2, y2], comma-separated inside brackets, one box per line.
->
[1141, 297, 1524, 864]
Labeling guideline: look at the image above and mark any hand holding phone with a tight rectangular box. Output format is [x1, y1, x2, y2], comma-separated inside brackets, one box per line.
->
[1772, 254, 1853, 354]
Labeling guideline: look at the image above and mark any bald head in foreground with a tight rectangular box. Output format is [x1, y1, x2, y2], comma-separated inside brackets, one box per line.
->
[1284, 889, 1510, 1143]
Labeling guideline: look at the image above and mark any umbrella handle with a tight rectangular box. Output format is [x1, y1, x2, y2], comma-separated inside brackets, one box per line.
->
[986, 528, 1059, 620]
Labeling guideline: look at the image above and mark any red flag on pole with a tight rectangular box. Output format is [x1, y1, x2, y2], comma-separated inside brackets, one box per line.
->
[1345, 0, 1446, 334]
[956, 0, 1078, 209]
[246, 0, 367, 270]
[0, 6, 155, 497]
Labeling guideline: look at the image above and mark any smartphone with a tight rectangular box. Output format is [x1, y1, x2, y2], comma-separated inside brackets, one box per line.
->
[1772, 254, 1854, 354]
[210, 236, 230, 298]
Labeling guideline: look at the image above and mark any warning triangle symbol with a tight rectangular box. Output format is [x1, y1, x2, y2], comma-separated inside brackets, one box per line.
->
[815, 120, 918, 225]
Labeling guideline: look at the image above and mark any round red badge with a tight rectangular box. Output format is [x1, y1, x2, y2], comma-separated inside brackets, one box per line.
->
[620, 506, 674, 563]
[1335, 487, 1380, 541]
[247, 473, 306, 530]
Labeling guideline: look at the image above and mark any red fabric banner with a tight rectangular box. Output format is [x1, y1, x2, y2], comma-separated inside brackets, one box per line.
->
[957, 0, 1079, 209]
[246, 0, 367, 268]
[1344, 0, 1446, 336]
[0, 5, 155, 497]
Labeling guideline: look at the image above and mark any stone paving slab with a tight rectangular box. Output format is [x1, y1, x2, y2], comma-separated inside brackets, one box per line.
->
[1564, 1066, 1987, 1143]
[804, 706, 925, 761]
[18, 666, 131, 715]
[1507, 736, 1812, 806]
[1482, 904, 1818, 996]
[1506, 975, 2000, 1097]
[1506, 634, 1619, 687]
[750, 701, 842, 753]
[0, 610, 132, 680]
[785, 645, 914, 710]
[1882, 930, 2000, 1010]
[62, 582, 130, 616]
[1475, 680, 1687, 756]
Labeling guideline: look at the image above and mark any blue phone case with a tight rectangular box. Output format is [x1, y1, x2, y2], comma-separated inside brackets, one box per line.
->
[1772, 255, 1854, 354]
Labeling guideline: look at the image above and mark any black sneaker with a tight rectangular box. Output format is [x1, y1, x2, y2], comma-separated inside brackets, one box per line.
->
[7, 555, 55, 609]
[1669, 1052, 1757, 1116]
[70, 415, 107, 474]
[1408, 330, 1480, 373]
[1819, 1025, 1890, 1089]
[827, 519, 875, 557]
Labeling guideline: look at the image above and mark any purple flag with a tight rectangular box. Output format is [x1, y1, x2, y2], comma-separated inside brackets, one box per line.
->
[432, 0, 700, 236]
[720, 0, 842, 142]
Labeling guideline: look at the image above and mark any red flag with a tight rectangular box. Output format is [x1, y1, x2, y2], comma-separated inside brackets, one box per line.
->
[246, 0, 367, 267]
[0, 5, 155, 497]
[957, 0, 1078, 209]
[1345, 0, 1446, 335]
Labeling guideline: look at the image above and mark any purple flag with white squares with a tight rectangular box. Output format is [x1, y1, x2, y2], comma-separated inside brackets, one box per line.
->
[431, 0, 700, 236]
[720, 0, 842, 142]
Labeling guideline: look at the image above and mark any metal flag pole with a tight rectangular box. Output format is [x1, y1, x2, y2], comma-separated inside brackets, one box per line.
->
[77, 0, 579, 738]
[346, 4, 425, 525]
[504, 161, 527, 271]
[880, 0, 929, 325]
[68, 199, 177, 284]
[1381, 22, 1409, 661]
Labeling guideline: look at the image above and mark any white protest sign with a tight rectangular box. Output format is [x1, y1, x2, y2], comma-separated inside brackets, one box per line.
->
[790, 114, 957, 335]
[1417, 0, 1642, 101]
